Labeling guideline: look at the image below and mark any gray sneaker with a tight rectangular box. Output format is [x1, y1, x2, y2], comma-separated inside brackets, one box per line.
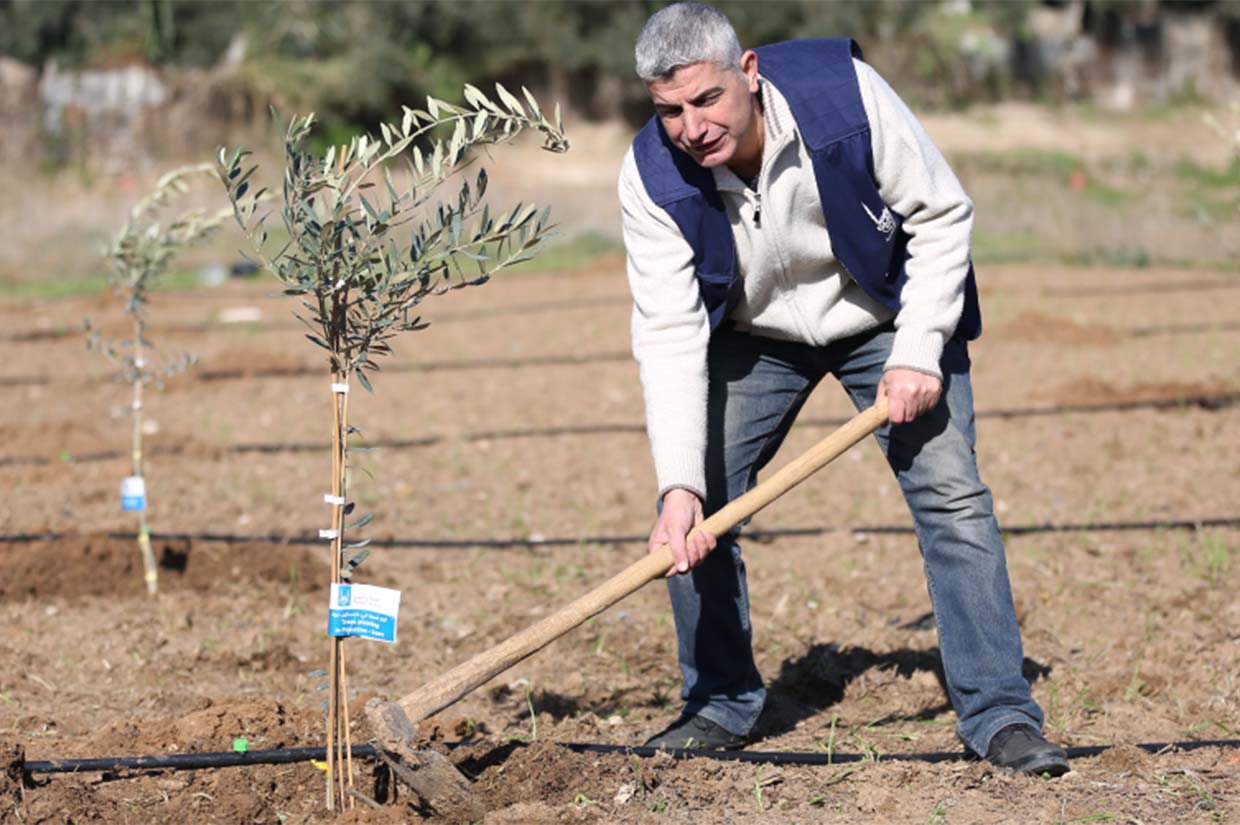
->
[643, 714, 748, 750]
[986, 725, 1070, 776]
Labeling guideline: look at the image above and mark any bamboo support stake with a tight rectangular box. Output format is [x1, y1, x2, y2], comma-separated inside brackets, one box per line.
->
[132, 316, 158, 595]
[341, 644, 356, 804]
[325, 635, 339, 810]
[325, 382, 342, 811]
[338, 381, 356, 806]
[326, 373, 358, 809]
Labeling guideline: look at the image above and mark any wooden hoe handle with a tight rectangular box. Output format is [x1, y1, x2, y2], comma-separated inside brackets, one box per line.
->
[395, 398, 889, 725]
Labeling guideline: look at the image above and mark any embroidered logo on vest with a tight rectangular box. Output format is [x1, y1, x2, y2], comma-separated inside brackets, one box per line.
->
[861, 202, 897, 241]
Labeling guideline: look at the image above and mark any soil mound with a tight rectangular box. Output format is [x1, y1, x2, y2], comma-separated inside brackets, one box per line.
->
[0, 534, 326, 601]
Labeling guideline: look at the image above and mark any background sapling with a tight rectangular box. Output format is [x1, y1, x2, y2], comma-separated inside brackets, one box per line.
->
[86, 163, 229, 595]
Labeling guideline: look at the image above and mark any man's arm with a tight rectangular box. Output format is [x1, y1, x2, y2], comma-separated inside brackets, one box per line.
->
[618, 148, 715, 571]
[855, 59, 974, 422]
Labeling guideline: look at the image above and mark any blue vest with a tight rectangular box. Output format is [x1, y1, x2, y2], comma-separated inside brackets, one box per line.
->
[632, 38, 981, 340]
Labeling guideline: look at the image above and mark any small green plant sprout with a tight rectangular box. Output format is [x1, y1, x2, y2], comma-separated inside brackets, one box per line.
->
[86, 163, 228, 595]
[752, 766, 782, 811]
[215, 84, 568, 812]
[921, 801, 948, 825]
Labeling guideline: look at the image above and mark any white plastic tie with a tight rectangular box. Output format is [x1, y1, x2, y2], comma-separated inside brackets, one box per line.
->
[324, 495, 346, 505]
[134, 357, 145, 368]
[331, 383, 349, 394]
[319, 529, 339, 540]
[131, 400, 143, 410]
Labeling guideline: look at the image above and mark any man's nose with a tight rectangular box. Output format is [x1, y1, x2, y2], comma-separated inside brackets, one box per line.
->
[682, 108, 708, 141]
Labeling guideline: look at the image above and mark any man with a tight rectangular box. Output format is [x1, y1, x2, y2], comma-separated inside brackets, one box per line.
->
[618, 2, 1068, 776]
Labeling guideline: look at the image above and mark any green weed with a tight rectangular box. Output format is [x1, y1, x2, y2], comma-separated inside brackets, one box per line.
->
[922, 801, 948, 825]
[819, 764, 860, 790]
[652, 678, 676, 708]
[1042, 680, 1109, 737]
[818, 712, 840, 763]
[1181, 532, 1232, 586]
[1123, 663, 1147, 702]
[1187, 719, 1236, 738]
[1174, 156, 1240, 189]
[753, 766, 768, 811]
[751, 767, 783, 811]
[282, 565, 303, 619]
[851, 731, 880, 762]
[501, 683, 538, 744]
[1157, 770, 1222, 820]
[628, 753, 649, 795]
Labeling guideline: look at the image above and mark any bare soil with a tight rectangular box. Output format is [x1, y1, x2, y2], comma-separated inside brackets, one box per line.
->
[1, 259, 1237, 823]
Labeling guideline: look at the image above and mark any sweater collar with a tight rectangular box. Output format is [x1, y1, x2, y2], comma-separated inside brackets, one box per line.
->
[713, 76, 799, 192]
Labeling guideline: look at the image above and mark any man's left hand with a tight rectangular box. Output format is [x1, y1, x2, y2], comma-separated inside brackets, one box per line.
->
[879, 368, 942, 425]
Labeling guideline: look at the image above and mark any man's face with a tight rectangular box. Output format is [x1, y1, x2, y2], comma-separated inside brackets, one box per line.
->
[647, 50, 762, 175]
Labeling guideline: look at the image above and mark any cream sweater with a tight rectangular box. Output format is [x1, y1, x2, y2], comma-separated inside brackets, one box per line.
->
[619, 59, 974, 499]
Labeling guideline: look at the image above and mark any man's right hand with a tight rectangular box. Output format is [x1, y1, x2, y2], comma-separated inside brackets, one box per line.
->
[650, 488, 717, 576]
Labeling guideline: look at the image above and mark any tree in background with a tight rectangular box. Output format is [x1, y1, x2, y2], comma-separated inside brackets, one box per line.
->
[0, 0, 1037, 129]
[86, 164, 228, 594]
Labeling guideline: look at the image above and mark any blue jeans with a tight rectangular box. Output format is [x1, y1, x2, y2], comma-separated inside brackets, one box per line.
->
[664, 322, 1044, 756]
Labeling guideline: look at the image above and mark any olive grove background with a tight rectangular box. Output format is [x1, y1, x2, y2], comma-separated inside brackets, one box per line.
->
[2, 0, 1238, 291]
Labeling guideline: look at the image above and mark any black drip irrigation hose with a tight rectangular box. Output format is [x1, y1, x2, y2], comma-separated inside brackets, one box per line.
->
[2, 392, 1237, 469]
[23, 746, 376, 774]
[22, 738, 1240, 776]
[2, 516, 1239, 548]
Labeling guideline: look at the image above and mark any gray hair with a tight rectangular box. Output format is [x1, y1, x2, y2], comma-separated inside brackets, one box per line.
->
[634, 2, 743, 82]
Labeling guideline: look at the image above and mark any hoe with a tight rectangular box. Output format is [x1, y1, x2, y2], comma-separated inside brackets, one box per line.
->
[366, 399, 890, 819]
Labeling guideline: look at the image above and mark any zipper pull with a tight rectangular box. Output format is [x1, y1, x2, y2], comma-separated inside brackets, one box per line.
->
[753, 192, 762, 228]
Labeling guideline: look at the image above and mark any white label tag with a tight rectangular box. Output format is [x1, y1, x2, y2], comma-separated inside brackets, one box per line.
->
[328, 583, 401, 643]
[319, 529, 338, 539]
[323, 495, 346, 505]
[120, 476, 146, 511]
[331, 383, 349, 394]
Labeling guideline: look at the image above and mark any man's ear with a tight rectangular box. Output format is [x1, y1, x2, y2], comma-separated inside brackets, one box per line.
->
[739, 50, 759, 93]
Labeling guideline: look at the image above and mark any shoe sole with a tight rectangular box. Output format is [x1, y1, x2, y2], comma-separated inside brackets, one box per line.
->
[1000, 754, 1070, 777]
[643, 738, 749, 751]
